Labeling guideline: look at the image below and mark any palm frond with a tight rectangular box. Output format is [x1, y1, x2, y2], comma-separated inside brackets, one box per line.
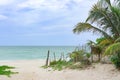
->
[99, 0, 111, 7]
[115, 37, 120, 42]
[98, 38, 113, 47]
[114, 0, 120, 7]
[104, 42, 120, 55]
[73, 22, 112, 39]
[110, 6, 120, 34]
[86, 1, 120, 37]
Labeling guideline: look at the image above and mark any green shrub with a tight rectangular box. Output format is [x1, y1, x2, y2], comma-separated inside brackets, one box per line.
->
[69, 50, 85, 62]
[69, 50, 91, 64]
[111, 53, 120, 69]
[85, 53, 91, 59]
[0, 65, 18, 77]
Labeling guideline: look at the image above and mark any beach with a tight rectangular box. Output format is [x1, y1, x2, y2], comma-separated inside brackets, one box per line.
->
[0, 0, 120, 80]
[0, 60, 120, 80]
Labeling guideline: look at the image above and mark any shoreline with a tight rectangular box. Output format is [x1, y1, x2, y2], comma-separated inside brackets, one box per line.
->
[0, 59, 46, 62]
[0, 59, 46, 67]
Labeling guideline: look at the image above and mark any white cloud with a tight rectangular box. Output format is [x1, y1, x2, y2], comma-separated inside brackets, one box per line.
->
[17, 0, 83, 10]
[13, 0, 85, 26]
[41, 24, 72, 31]
[22, 31, 69, 37]
[0, 14, 7, 20]
[0, 0, 14, 6]
[1, 0, 97, 28]
[0, 0, 100, 45]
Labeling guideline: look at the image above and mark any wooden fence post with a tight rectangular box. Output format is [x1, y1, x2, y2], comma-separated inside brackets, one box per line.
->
[59, 53, 62, 60]
[62, 53, 65, 60]
[46, 50, 50, 66]
[53, 52, 56, 61]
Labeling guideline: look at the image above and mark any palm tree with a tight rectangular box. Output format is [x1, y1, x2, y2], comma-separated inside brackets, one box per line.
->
[73, 0, 120, 58]
[73, 0, 120, 39]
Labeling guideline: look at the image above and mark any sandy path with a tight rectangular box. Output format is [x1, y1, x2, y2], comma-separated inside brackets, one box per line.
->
[0, 60, 120, 80]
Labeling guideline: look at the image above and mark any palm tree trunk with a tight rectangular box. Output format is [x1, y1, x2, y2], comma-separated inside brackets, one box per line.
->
[91, 52, 93, 62]
[91, 46, 93, 63]
[98, 53, 101, 62]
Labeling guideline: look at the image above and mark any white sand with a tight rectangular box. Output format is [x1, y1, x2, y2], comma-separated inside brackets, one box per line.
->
[0, 60, 120, 80]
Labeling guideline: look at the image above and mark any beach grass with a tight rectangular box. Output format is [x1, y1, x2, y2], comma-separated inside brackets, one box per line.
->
[42, 60, 73, 71]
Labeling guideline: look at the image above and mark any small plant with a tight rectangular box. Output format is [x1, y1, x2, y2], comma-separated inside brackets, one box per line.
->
[85, 53, 91, 59]
[0, 65, 18, 77]
[69, 50, 85, 62]
[111, 53, 120, 69]
[69, 49, 91, 64]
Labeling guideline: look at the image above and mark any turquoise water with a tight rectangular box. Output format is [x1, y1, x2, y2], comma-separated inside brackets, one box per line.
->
[0, 46, 75, 60]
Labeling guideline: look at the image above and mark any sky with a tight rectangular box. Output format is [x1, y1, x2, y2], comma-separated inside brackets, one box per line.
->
[0, 0, 99, 46]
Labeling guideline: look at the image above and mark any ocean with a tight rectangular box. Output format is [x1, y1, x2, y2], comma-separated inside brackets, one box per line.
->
[0, 46, 76, 60]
